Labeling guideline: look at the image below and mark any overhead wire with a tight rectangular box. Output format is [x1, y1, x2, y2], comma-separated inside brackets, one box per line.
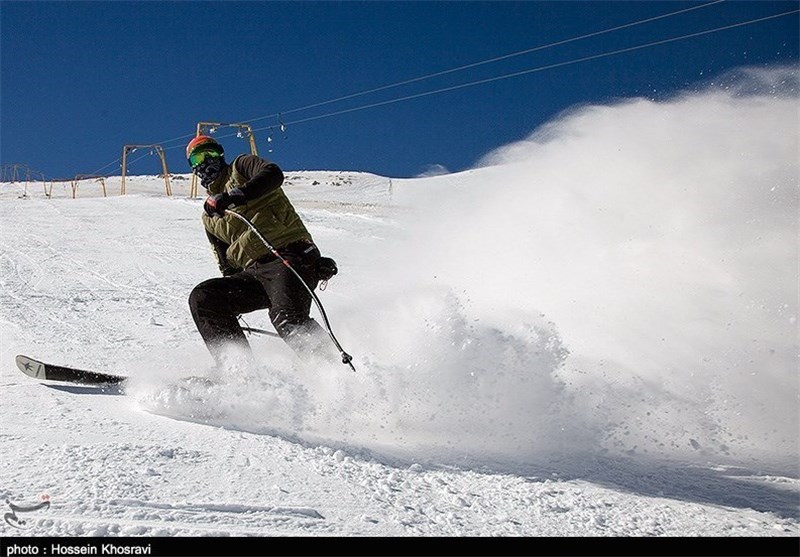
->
[85, 2, 798, 177]
[87, 0, 729, 176]
[236, 0, 728, 127]
[242, 9, 800, 132]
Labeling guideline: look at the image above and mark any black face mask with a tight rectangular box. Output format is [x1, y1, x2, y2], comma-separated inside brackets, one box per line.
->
[195, 157, 225, 189]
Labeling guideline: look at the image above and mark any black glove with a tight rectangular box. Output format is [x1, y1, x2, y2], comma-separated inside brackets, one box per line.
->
[204, 188, 246, 217]
[316, 256, 338, 281]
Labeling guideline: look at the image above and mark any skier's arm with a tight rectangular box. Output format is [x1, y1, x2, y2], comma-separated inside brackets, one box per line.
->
[204, 155, 284, 217]
[232, 154, 285, 200]
[206, 230, 240, 276]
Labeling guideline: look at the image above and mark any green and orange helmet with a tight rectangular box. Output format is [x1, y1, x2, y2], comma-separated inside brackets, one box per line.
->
[186, 135, 224, 169]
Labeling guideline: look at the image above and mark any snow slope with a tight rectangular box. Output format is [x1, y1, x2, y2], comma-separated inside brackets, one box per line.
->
[1, 68, 798, 544]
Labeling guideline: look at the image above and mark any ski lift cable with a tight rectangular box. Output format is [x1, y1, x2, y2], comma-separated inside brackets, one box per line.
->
[116, 0, 728, 157]
[236, 0, 727, 126]
[89, 157, 124, 176]
[86, 3, 789, 176]
[89, 146, 167, 176]
[150, 6, 797, 150]
[249, 8, 799, 131]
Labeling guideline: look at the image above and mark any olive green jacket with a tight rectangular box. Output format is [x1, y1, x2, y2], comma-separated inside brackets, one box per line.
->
[202, 155, 312, 271]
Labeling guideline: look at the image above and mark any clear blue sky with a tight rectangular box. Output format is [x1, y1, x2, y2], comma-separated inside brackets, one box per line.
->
[1, 1, 797, 179]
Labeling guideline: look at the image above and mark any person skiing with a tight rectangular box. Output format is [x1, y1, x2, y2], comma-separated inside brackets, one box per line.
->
[186, 135, 338, 369]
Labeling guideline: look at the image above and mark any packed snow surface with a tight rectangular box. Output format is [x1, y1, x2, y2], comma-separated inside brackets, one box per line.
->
[1, 69, 798, 537]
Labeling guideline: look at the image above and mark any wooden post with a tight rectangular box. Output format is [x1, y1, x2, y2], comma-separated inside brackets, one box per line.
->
[155, 145, 172, 196]
[121, 146, 129, 195]
[74, 175, 108, 198]
[121, 144, 171, 196]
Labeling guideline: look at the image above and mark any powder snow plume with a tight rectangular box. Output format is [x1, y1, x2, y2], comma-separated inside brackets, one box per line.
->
[133, 66, 798, 475]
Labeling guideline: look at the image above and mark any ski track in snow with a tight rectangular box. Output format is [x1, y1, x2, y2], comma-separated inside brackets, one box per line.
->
[3, 376, 796, 537]
[1, 82, 799, 538]
[2, 174, 797, 538]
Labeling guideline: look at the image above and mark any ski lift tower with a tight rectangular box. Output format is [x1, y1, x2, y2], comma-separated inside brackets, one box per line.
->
[72, 175, 108, 198]
[2, 163, 48, 197]
[189, 122, 257, 198]
[120, 144, 172, 196]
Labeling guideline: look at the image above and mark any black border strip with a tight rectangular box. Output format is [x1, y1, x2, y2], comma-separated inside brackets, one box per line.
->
[1, 536, 798, 557]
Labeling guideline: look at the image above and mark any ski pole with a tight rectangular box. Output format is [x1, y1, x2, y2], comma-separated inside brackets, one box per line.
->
[224, 209, 356, 372]
[240, 323, 281, 338]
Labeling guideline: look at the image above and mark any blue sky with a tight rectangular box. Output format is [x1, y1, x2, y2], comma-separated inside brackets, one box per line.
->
[1, 1, 797, 179]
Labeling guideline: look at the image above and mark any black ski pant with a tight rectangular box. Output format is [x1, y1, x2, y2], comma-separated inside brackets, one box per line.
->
[189, 250, 327, 366]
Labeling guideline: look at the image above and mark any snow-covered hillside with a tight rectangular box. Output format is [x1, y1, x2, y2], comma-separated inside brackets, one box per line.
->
[1, 73, 798, 546]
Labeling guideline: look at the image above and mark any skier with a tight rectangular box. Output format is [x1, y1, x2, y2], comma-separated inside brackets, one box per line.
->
[186, 135, 339, 369]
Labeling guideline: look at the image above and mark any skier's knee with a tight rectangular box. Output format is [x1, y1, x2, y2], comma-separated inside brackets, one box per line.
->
[188, 284, 206, 315]
[189, 279, 226, 315]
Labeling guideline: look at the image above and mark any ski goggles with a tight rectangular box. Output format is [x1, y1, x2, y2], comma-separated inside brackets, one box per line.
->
[188, 146, 224, 169]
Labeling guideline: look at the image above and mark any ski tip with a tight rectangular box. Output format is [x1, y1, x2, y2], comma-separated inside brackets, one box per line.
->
[15, 354, 46, 379]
